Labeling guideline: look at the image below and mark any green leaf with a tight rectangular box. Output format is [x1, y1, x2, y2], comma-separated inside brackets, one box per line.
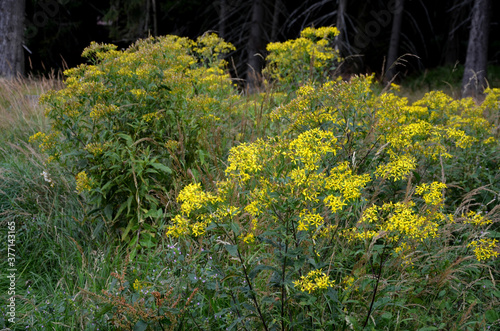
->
[485, 309, 499, 323]
[117, 133, 133, 145]
[248, 265, 277, 280]
[139, 232, 156, 248]
[230, 221, 240, 236]
[225, 244, 239, 257]
[150, 162, 172, 174]
[122, 219, 138, 241]
[133, 320, 148, 331]
[103, 204, 113, 222]
[242, 302, 256, 312]
[381, 312, 392, 320]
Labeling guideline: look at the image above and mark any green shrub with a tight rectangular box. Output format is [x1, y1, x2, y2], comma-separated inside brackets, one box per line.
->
[30, 34, 240, 242]
[160, 76, 500, 329]
[264, 26, 341, 91]
[20, 27, 500, 330]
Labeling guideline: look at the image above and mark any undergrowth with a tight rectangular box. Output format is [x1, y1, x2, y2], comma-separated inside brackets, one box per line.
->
[1, 28, 499, 330]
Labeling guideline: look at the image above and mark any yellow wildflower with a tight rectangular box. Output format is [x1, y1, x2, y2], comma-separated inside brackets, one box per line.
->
[468, 238, 499, 261]
[294, 269, 335, 294]
[415, 182, 447, 206]
[75, 171, 93, 193]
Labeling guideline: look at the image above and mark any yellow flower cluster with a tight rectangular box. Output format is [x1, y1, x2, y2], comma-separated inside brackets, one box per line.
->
[265, 26, 340, 85]
[467, 238, 499, 261]
[354, 201, 439, 243]
[81, 41, 118, 60]
[142, 112, 160, 122]
[481, 88, 500, 120]
[324, 195, 347, 213]
[83, 65, 105, 79]
[29, 131, 60, 153]
[297, 209, 324, 231]
[325, 162, 371, 201]
[315, 224, 337, 238]
[415, 182, 447, 206]
[177, 183, 218, 217]
[384, 202, 438, 240]
[192, 33, 236, 63]
[287, 128, 337, 171]
[289, 168, 325, 202]
[300, 26, 340, 39]
[371, 87, 495, 165]
[341, 275, 355, 291]
[375, 154, 417, 181]
[133, 278, 143, 291]
[89, 103, 118, 120]
[225, 141, 264, 183]
[130, 88, 146, 98]
[342, 228, 379, 242]
[393, 242, 414, 268]
[244, 187, 271, 217]
[135, 63, 157, 79]
[164, 140, 179, 151]
[463, 211, 492, 227]
[294, 269, 335, 294]
[75, 171, 94, 193]
[270, 76, 373, 135]
[445, 127, 477, 149]
[166, 183, 226, 237]
[241, 232, 255, 244]
[84, 142, 108, 156]
[166, 215, 190, 237]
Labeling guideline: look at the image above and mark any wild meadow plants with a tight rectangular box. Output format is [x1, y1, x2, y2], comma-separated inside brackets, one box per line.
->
[28, 33, 244, 250]
[1, 27, 499, 330]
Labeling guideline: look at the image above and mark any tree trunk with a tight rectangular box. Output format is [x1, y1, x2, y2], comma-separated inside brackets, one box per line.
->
[218, 0, 227, 39]
[152, 0, 157, 37]
[385, 0, 405, 83]
[461, 0, 491, 99]
[247, 0, 264, 93]
[335, 0, 347, 55]
[271, 0, 281, 41]
[0, 0, 26, 77]
[442, 0, 462, 65]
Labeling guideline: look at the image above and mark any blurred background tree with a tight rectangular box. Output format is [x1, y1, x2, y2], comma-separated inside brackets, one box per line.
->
[0, 0, 499, 96]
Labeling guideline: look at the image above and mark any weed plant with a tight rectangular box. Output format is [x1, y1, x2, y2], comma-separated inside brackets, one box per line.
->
[1, 27, 499, 330]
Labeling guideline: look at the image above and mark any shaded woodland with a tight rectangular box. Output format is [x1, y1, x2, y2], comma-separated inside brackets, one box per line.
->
[1, 0, 500, 95]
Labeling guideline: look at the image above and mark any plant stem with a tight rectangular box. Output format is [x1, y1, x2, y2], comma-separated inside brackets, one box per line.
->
[363, 244, 387, 328]
[281, 228, 288, 331]
[237, 246, 269, 331]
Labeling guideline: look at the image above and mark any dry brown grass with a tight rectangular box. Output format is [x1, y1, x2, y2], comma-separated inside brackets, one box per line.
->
[0, 74, 63, 141]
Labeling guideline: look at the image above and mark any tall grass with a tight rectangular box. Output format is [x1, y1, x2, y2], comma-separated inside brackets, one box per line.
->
[0, 74, 62, 144]
[0, 76, 130, 330]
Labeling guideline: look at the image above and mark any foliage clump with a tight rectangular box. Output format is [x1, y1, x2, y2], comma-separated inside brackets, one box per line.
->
[264, 26, 341, 90]
[24, 27, 500, 330]
[31, 34, 239, 241]
[161, 71, 500, 328]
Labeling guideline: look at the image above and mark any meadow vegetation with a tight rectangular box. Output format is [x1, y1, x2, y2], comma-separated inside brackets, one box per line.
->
[1, 27, 499, 330]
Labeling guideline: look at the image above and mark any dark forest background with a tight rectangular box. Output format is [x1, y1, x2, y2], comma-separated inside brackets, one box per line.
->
[3, 0, 500, 94]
